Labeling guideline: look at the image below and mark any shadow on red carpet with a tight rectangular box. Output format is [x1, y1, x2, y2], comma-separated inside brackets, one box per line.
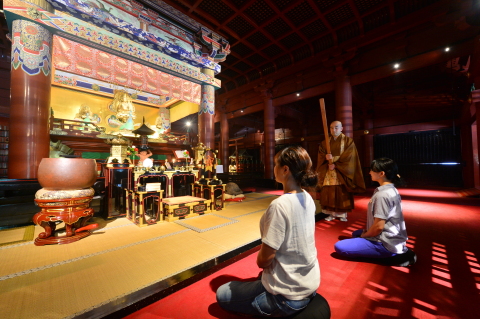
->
[124, 188, 480, 319]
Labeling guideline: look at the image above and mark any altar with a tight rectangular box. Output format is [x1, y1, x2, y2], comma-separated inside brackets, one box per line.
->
[132, 167, 196, 198]
[123, 166, 199, 226]
[100, 124, 226, 226]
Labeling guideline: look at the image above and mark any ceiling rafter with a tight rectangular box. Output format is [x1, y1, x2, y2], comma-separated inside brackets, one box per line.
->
[217, 0, 260, 36]
[194, 0, 281, 80]
[265, 0, 312, 44]
[160, 0, 464, 95]
[348, 0, 364, 36]
[219, 1, 317, 77]
[222, 0, 384, 83]
[388, 0, 397, 24]
[187, 0, 203, 14]
[305, 0, 336, 52]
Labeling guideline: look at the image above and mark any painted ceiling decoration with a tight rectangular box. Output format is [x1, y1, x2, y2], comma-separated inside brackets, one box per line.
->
[141, 0, 230, 61]
[44, 0, 229, 70]
[3, 0, 222, 87]
[52, 36, 201, 105]
[53, 69, 170, 106]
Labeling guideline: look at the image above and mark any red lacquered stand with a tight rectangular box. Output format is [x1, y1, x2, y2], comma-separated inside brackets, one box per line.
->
[33, 196, 96, 246]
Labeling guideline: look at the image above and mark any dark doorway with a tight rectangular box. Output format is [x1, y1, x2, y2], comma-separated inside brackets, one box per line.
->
[374, 128, 463, 188]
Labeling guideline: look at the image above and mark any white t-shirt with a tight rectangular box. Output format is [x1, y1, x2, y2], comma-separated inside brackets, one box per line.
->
[260, 190, 320, 300]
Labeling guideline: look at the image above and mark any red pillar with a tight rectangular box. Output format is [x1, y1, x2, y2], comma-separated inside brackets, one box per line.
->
[465, 35, 480, 188]
[459, 93, 476, 189]
[463, 121, 476, 189]
[334, 70, 353, 137]
[263, 92, 275, 180]
[198, 68, 215, 149]
[362, 118, 374, 184]
[8, 20, 52, 179]
[220, 109, 229, 172]
[476, 102, 480, 188]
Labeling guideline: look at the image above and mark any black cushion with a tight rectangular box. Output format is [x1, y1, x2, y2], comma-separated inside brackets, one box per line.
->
[382, 248, 417, 267]
[287, 294, 331, 319]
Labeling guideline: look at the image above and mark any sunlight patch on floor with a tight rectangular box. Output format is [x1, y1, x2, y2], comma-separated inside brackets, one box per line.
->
[464, 250, 480, 292]
[373, 307, 400, 316]
[432, 242, 452, 288]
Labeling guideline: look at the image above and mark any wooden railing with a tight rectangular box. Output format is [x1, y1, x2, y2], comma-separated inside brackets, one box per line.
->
[50, 117, 105, 138]
[49, 117, 190, 145]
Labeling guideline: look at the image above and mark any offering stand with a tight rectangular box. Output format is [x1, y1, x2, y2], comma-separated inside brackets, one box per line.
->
[125, 168, 167, 226]
[33, 158, 98, 246]
[192, 183, 226, 211]
[161, 195, 211, 222]
[33, 196, 95, 246]
[126, 189, 164, 226]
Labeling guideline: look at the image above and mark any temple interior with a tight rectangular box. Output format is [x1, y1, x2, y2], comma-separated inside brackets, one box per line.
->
[1, 0, 480, 318]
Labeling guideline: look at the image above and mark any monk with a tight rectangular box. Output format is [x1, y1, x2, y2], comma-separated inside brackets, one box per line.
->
[317, 121, 365, 221]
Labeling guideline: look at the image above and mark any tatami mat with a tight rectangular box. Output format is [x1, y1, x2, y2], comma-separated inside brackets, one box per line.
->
[175, 214, 238, 232]
[0, 225, 35, 246]
[0, 193, 277, 319]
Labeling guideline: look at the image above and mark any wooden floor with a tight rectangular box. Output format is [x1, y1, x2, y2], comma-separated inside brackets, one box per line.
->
[0, 193, 282, 319]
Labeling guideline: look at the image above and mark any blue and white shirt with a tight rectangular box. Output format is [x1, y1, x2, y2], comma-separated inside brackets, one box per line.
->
[366, 184, 408, 254]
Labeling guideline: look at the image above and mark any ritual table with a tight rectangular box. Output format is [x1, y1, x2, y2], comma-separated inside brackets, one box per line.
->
[162, 196, 211, 222]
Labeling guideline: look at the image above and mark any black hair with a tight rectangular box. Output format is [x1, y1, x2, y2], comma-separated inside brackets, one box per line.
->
[370, 157, 405, 187]
[138, 146, 153, 154]
[275, 146, 318, 188]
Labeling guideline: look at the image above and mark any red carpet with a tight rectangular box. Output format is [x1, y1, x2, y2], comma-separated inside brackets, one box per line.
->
[124, 189, 480, 319]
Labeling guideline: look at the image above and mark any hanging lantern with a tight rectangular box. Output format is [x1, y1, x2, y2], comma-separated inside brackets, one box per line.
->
[132, 117, 155, 147]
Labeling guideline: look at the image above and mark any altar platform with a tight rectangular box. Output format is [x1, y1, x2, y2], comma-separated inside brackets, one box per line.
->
[0, 192, 286, 319]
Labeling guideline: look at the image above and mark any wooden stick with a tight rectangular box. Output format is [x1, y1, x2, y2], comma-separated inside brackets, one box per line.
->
[319, 98, 333, 164]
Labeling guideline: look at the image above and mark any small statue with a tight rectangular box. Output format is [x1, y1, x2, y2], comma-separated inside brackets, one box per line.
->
[229, 160, 236, 173]
[74, 104, 92, 121]
[137, 146, 153, 168]
[111, 89, 136, 123]
[204, 152, 214, 172]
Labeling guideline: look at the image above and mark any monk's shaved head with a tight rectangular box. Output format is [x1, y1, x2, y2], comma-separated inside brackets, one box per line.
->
[330, 121, 343, 137]
[331, 121, 342, 127]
